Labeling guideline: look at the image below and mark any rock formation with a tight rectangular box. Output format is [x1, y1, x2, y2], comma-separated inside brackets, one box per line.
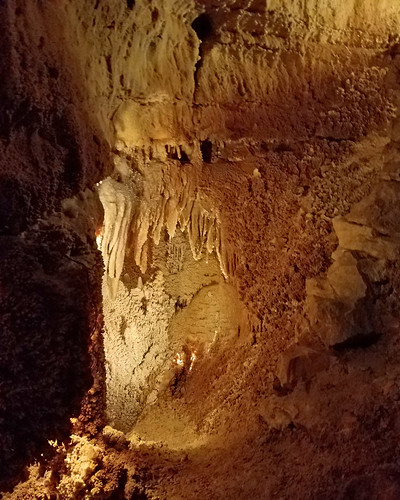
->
[2, 1, 400, 499]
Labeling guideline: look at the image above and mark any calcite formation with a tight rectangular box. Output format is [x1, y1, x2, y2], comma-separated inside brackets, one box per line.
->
[98, 178, 135, 284]
[2, 1, 400, 499]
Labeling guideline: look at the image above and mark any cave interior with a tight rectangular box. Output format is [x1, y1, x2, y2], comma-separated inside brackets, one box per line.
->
[2, 1, 400, 499]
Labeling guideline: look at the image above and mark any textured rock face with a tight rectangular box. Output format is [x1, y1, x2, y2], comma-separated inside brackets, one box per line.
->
[79, 0, 400, 430]
[62, 0, 400, 144]
[3, 1, 400, 499]
[0, 0, 108, 489]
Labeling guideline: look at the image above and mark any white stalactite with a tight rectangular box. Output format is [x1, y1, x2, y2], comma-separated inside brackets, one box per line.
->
[98, 159, 231, 291]
[98, 177, 135, 295]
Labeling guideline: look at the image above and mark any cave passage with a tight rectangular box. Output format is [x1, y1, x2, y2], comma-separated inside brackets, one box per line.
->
[3, 1, 400, 499]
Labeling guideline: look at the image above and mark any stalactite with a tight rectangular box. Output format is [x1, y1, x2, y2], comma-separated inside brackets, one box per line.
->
[98, 151, 233, 288]
[165, 196, 179, 238]
[133, 209, 150, 271]
[98, 177, 135, 296]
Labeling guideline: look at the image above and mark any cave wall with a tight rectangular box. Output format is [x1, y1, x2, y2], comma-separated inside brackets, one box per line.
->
[2, 0, 400, 498]
[63, 0, 400, 323]
[0, 0, 109, 488]
[68, 0, 400, 432]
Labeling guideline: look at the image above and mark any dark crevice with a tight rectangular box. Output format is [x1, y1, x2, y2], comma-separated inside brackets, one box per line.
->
[165, 146, 190, 164]
[193, 56, 203, 95]
[191, 13, 213, 97]
[152, 8, 159, 23]
[333, 332, 381, 351]
[105, 55, 112, 75]
[200, 139, 213, 163]
[126, 0, 135, 10]
[175, 297, 188, 312]
[191, 13, 213, 41]
[274, 143, 294, 153]
[315, 135, 354, 143]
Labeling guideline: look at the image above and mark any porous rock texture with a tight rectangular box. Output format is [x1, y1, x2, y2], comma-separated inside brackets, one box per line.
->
[0, 0, 109, 490]
[2, 0, 400, 499]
